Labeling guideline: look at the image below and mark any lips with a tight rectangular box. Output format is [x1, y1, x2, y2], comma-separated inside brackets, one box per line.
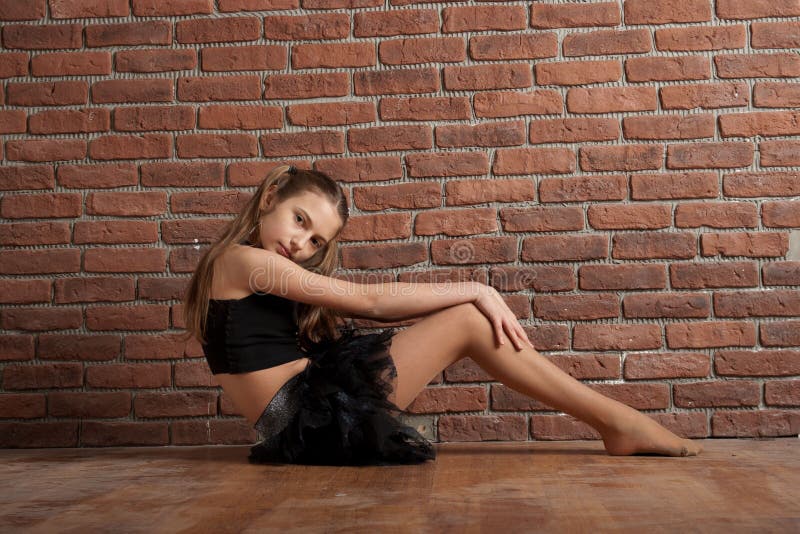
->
[278, 245, 290, 259]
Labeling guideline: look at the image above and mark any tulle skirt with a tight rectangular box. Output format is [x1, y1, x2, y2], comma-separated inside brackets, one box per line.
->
[248, 328, 436, 466]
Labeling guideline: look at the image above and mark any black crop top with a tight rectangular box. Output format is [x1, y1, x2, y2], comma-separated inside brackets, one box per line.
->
[201, 292, 307, 375]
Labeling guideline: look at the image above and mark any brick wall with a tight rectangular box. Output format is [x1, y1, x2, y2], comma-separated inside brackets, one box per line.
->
[1, 0, 799, 448]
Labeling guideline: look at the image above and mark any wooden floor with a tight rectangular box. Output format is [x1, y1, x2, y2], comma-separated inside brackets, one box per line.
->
[1, 439, 798, 533]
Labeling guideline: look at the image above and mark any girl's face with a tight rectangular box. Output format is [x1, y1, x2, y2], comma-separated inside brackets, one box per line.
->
[256, 188, 342, 263]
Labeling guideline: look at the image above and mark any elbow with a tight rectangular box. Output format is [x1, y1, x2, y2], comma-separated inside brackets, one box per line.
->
[363, 292, 384, 321]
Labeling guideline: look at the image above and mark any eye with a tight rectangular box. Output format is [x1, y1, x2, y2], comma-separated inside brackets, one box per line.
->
[296, 213, 322, 248]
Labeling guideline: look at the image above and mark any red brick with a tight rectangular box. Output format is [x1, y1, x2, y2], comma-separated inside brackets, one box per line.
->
[438, 415, 527, 442]
[135, 391, 217, 417]
[574, 324, 662, 351]
[624, 352, 711, 380]
[292, 42, 375, 69]
[563, 29, 651, 56]
[2, 23, 81, 49]
[474, 90, 562, 119]
[1, 307, 83, 331]
[534, 294, 619, 321]
[199, 105, 282, 129]
[355, 9, 438, 37]
[58, 163, 137, 189]
[141, 162, 224, 187]
[761, 140, 800, 166]
[632, 172, 717, 200]
[0, 52, 28, 78]
[763, 262, 800, 287]
[84, 248, 167, 273]
[715, 53, 800, 78]
[54, 277, 134, 304]
[1, 192, 81, 219]
[489, 266, 574, 293]
[716, 0, 800, 20]
[73, 221, 158, 245]
[750, 22, 800, 49]
[201, 45, 285, 72]
[85, 21, 171, 47]
[718, 350, 800, 376]
[469, 34, 557, 61]
[6, 139, 86, 162]
[675, 381, 759, 408]
[612, 232, 696, 260]
[406, 152, 489, 178]
[444, 64, 532, 91]
[765, 380, 800, 407]
[92, 79, 172, 104]
[717, 290, 800, 318]
[655, 25, 746, 51]
[87, 363, 171, 389]
[499, 206, 583, 232]
[625, 56, 710, 82]
[0, 110, 26, 133]
[712, 409, 800, 438]
[288, 102, 376, 128]
[720, 111, 800, 137]
[51, 0, 128, 18]
[0, 0, 45, 20]
[31, 51, 111, 76]
[341, 242, 427, 269]
[264, 14, 349, 40]
[228, 160, 309, 187]
[89, 134, 171, 161]
[624, 293, 710, 319]
[625, 0, 711, 24]
[579, 264, 666, 290]
[132, 0, 212, 16]
[177, 17, 261, 44]
[0, 335, 35, 361]
[315, 157, 401, 184]
[493, 147, 575, 175]
[521, 235, 607, 262]
[353, 182, 440, 211]
[539, 174, 627, 203]
[567, 87, 656, 113]
[0, 165, 54, 191]
[265, 72, 349, 99]
[660, 82, 749, 109]
[623, 114, 714, 140]
[177, 134, 258, 158]
[380, 97, 470, 121]
[587, 203, 671, 230]
[218, 0, 302, 11]
[445, 179, 535, 206]
[761, 320, 800, 346]
[701, 232, 789, 258]
[114, 105, 195, 132]
[666, 321, 756, 349]
[0, 221, 70, 246]
[4, 363, 83, 389]
[436, 121, 525, 149]
[170, 191, 248, 215]
[754, 82, 800, 108]
[339, 212, 411, 241]
[0, 393, 45, 418]
[535, 59, 621, 86]
[414, 208, 497, 237]
[117, 49, 196, 73]
[667, 142, 754, 169]
[431, 237, 517, 266]
[667, 263, 741, 297]
[29, 108, 109, 135]
[262, 130, 345, 157]
[675, 201, 758, 228]
[531, 2, 619, 28]
[177, 75, 261, 102]
[86, 192, 166, 217]
[442, 5, 526, 32]
[0, 249, 80, 275]
[762, 201, 800, 228]
[580, 144, 663, 171]
[6, 80, 87, 106]
[348, 125, 431, 153]
[380, 37, 465, 65]
[531, 117, 618, 144]
[354, 67, 438, 96]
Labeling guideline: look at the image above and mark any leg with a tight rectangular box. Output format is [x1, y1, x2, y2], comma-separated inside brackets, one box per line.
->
[388, 303, 702, 457]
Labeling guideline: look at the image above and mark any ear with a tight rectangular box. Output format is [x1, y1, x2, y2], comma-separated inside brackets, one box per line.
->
[260, 184, 278, 211]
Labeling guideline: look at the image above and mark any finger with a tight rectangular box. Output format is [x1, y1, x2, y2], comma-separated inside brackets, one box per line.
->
[495, 321, 505, 346]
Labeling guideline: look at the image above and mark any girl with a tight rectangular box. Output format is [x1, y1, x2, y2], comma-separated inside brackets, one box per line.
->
[182, 164, 703, 466]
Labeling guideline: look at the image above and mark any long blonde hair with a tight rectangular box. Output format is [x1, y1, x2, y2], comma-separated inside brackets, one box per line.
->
[180, 164, 350, 351]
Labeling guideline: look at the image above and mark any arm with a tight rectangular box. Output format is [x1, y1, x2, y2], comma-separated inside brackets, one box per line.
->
[369, 280, 482, 321]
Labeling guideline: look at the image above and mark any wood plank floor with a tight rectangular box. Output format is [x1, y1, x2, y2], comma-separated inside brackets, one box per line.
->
[1, 438, 798, 533]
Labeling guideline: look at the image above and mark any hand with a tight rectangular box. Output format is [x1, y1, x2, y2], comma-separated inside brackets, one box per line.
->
[472, 284, 535, 351]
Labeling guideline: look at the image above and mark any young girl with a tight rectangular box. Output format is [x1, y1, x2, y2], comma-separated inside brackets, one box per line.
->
[183, 164, 703, 466]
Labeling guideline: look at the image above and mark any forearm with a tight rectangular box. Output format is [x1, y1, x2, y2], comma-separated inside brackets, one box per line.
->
[369, 281, 481, 321]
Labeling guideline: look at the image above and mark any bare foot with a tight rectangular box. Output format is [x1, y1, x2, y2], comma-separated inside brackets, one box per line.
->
[599, 406, 703, 457]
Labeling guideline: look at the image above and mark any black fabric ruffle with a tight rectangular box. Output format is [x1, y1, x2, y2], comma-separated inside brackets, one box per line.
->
[248, 328, 436, 466]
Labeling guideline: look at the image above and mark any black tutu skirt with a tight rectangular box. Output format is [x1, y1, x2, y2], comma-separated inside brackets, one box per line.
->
[248, 327, 436, 466]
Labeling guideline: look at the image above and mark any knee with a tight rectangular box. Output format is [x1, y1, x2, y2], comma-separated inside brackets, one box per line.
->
[449, 302, 491, 331]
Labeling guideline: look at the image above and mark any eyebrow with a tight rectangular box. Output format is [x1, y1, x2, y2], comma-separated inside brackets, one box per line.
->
[298, 207, 331, 246]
